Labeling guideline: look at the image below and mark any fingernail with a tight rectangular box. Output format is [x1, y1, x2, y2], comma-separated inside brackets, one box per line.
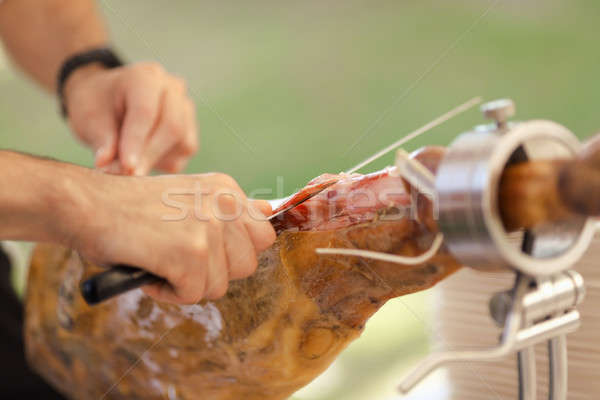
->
[95, 146, 111, 166]
[128, 154, 139, 168]
[134, 167, 146, 176]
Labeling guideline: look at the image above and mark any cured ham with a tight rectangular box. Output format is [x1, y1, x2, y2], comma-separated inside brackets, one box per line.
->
[24, 147, 460, 400]
[25, 143, 594, 400]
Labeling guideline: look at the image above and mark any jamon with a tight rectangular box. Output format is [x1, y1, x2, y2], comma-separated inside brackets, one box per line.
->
[25, 142, 598, 400]
[24, 147, 461, 400]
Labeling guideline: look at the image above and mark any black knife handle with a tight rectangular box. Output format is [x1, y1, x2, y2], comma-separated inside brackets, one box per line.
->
[80, 265, 164, 305]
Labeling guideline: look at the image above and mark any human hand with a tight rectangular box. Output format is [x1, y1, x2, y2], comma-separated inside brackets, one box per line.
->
[63, 62, 198, 175]
[71, 172, 276, 304]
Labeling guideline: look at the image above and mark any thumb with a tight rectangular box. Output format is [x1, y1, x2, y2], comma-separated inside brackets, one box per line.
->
[98, 159, 125, 175]
[251, 200, 273, 216]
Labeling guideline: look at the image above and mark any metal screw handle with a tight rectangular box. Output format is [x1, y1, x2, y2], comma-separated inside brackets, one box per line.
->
[481, 98, 516, 127]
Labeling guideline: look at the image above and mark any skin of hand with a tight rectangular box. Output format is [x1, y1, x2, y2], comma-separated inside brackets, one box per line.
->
[0, 0, 266, 304]
[63, 62, 199, 176]
[0, 0, 198, 175]
[0, 151, 276, 305]
[73, 172, 276, 304]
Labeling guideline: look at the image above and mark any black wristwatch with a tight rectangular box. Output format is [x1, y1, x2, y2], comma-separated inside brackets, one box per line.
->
[56, 47, 124, 117]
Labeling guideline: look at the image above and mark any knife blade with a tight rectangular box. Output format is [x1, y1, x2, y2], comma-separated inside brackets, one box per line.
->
[267, 179, 337, 220]
[80, 179, 338, 306]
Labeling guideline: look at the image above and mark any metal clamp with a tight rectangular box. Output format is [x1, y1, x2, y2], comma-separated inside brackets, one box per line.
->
[397, 99, 594, 400]
[435, 100, 594, 276]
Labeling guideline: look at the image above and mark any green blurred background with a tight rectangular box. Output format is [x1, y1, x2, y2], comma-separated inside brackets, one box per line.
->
[1, 0, 598, 399]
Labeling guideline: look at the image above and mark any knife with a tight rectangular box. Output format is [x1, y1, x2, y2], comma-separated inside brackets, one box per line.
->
[79, 180, 337, 306]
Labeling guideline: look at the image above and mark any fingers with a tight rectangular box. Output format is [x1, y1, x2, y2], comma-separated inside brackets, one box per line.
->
[94, 133, 119, 168]
[155, 100, 199, 173]
[69, 112, 119, 168]
[142, 280, 181, 304]
[143, 230, 234, 304]
[121, 174, 275, 306]
[155, 145, 190, 174]
[203, 228, 229, 300]
[223, 222, 258, 280]
[118, 69, 164, 173]
[65, 62, 198, 176]
[118, 65, 198, 175]
[245, 202, 277, 252]
[134, 88, 184, 175]
[251, 199, 273, 218]
[99, 159, 125, 175]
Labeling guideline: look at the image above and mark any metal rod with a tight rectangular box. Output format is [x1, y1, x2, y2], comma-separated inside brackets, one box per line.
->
[548, 335, 568, 400]
[518, 347, 537, 400]
[513, 311, 580, 350]
[397, 278, 581, 395]
[398, 275, 527, 394]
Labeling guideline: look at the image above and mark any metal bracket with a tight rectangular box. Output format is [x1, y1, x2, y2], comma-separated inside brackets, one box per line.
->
[398, 272, 584, 400]
[396, 99, 592, 399]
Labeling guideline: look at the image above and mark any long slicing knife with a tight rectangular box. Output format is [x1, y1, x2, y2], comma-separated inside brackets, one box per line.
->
[80, 180, 338, 306]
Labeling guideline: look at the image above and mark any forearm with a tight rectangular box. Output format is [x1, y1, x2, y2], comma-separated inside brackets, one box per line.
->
[0, 151, 91, 244]
[0, 0, 108, 91]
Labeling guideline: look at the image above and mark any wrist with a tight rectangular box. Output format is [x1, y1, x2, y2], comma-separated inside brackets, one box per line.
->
[44, 162, 100, 248]
[62, 64, 107, 115]
[0, 152, 95, 245]
[57, 47, 124, 117]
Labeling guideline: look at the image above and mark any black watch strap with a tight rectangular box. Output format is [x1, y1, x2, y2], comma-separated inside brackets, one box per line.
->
[57, 47, 124, 117]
